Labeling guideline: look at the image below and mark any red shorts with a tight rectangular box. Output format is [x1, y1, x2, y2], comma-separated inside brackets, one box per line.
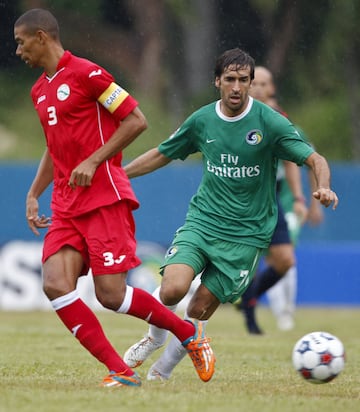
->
[43, 201, 141, 275]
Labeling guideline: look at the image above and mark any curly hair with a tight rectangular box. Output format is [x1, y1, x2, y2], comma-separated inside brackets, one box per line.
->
[214, 48, 255, 80]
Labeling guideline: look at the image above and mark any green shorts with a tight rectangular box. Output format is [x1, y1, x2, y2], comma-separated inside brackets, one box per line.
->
[161, 226, 263, 304]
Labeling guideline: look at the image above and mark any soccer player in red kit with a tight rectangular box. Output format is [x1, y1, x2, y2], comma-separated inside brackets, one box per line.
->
[14, 8, 214, 387]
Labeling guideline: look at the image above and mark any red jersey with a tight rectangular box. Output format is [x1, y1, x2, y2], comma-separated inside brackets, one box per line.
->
[31, 51, 139, 217]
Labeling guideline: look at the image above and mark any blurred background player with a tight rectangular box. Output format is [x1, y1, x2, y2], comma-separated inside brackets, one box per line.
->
[236, 66, 324, 333]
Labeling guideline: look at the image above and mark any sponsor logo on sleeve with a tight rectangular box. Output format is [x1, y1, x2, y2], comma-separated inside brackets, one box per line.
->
[89, 69, 102, 78]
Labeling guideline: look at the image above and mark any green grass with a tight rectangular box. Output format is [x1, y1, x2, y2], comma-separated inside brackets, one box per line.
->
[0, 306, 359, 412]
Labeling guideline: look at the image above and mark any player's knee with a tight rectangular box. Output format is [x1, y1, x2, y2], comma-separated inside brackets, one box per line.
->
[42, 282, 57, 300]
[97, 295, 120, 311]
[274, 255, 295, 275]
[96, 288, 126, 311]
[159, 283, 186, 306]
[186, 302, 209, 320]
[43, 276, 72, 300]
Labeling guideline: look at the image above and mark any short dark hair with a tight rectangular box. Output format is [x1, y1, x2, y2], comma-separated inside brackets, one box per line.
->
[214, 48, 255, 80]
[15, 8, 59, 40]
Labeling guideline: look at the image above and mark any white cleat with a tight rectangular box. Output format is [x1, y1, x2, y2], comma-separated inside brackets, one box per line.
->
[124, 335, 164, 368]
[277, 314, 295, 331]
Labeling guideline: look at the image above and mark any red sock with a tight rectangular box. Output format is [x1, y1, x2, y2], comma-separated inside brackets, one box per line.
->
[127, 287, 195, 342]
[56, 298, 132, 375]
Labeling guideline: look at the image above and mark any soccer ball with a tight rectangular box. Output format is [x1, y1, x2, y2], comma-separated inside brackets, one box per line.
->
[292, 331, 345, 384]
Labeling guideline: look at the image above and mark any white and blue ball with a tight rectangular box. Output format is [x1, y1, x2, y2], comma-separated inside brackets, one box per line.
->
[292, 331, 345, 384]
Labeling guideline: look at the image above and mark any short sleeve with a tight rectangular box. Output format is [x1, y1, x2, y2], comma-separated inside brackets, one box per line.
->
[158, 116, 199, 160]
[79, 63, 138, 122]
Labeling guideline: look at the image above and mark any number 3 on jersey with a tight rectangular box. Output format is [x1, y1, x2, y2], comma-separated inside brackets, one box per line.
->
[47, 106, 58, 125]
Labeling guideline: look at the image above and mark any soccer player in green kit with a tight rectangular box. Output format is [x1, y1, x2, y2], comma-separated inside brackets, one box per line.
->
[123, 48, 338, 381]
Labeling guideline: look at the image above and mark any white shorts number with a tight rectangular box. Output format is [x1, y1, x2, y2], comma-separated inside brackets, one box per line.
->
[103, 251, 126, 266]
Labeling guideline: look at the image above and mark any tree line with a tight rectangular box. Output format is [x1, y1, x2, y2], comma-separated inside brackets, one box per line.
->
[1, 0, 360, 160]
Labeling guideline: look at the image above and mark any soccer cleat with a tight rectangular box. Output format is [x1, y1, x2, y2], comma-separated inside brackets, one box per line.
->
[123, 335, 164, 368]
[147, 365, 169, 381]
[182, 321, 215, 382]
[101, 371, 141, 387]
[246, 321, 264, 335]
[277, 313, 295, 331]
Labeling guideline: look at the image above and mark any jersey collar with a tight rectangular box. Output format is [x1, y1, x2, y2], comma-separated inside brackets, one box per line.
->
[56, 50, 72, 71]
[44, 50, 72, 81]
[215, 96, 253, 122]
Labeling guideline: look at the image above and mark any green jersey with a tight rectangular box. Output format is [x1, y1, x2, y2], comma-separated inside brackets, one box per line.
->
[158, 97, 314, 248]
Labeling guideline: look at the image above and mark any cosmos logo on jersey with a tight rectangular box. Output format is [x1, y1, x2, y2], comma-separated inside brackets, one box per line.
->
[165, 246, 178, 258]
[246, 129, 263, 145]
[57, 84, 70, 101]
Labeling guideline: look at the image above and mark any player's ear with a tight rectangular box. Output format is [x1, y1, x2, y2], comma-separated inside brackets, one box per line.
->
[37, 29, 48, 45]
[215, 77, 220, 88]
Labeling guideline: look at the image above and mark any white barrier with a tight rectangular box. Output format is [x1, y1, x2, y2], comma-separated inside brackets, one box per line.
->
[0, 240, 198, 311]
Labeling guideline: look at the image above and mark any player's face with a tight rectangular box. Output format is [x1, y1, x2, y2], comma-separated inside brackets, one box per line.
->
[215, 65, 252, 117]
[14, 25, 43, 68]
[249, 69, 274, 103]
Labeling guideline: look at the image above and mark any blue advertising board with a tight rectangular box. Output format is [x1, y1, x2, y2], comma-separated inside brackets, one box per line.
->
[0, 162, 359, 306]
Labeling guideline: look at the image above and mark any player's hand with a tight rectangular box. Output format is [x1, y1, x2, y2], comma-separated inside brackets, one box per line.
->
[26, 196, 51, 235]
[68, 159, 97, 189]
[312, 188, 338, 210]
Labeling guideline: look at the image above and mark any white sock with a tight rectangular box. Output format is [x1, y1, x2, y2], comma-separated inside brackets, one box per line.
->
[267, 274, 287, 318]
[283, 265, 297, 315]
[267, 266, 297, 323]
[148, 286, 178, 346]
[149, 313, 208, 379]
[150, 335, 186, 379]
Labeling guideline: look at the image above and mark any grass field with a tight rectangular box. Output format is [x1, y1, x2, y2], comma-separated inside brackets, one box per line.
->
[0, 306, 359, 412]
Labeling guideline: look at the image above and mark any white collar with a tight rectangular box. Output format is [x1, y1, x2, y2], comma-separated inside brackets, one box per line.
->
[215, 96, 253, 122]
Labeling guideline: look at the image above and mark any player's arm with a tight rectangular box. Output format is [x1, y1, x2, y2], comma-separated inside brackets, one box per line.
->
[304, 152, 338, 210]
[283, 160, 308, 223]
[26, 148, 53, 235]
[306, 168, 324, 225]
[90, 106, 147, 161]
[124, 147, 172, 178]
[68, 107, 147, 188]
[296, 128, 324, 225]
